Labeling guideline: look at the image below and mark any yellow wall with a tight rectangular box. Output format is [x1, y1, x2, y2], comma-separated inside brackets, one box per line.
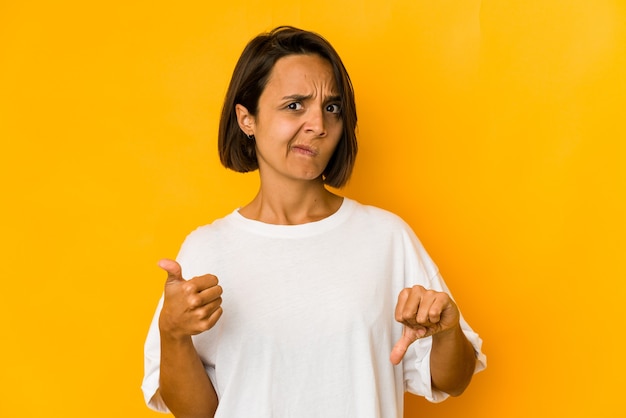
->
[1, 1, 625, 417]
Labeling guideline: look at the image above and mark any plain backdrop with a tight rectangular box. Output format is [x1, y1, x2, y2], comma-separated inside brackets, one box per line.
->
[1, 1, 625, 417]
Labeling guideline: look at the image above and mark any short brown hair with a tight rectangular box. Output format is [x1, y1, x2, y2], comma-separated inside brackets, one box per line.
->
[218, 26, 358, 188]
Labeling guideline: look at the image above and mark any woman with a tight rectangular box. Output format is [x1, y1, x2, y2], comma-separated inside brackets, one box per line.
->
[143, 26, 486, 418]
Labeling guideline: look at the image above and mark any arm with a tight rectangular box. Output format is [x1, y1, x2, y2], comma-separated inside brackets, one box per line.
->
[158, 334, 218, 418]
[157, 259, 223, 418]
[391, 285, 477, 396]
[429, 322, 476, 396]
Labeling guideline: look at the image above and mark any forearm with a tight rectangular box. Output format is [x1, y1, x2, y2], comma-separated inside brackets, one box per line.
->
[159, 335, 218, 418]
[430, 323, 476, 396]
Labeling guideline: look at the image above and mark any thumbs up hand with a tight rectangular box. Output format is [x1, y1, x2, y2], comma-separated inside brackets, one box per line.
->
[157, 259, 223, 341]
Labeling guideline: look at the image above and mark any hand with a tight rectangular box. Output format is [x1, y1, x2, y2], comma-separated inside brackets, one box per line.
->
[390, 285, 460, 365]
[157, 259, 223, 340]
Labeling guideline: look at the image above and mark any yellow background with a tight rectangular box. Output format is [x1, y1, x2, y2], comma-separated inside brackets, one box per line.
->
[1, 0, 625, 417]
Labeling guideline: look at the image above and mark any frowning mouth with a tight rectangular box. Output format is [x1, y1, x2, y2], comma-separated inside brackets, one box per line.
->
[290, 145, 318, 156]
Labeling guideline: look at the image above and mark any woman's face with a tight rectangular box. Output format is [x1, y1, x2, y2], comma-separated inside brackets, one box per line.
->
[238, 54, 343, 185]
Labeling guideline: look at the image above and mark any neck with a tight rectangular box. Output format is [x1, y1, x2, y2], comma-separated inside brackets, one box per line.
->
[239, 177, 343, 225]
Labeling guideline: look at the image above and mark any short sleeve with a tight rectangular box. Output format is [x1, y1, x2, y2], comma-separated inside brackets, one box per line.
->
[141, 295, 171, 413]
[398, 227, 487, 402]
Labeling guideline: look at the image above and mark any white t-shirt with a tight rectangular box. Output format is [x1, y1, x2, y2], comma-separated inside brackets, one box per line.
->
[143, 198, 486, 417]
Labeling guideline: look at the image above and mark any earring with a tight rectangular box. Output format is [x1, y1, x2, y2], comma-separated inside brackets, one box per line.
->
[247, 133, 255, 140]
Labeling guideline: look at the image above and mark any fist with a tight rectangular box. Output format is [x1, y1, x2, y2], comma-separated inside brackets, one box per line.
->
[390, 285, 460, 365]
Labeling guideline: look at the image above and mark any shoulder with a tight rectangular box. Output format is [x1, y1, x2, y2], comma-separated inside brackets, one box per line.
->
[346, 198, 430, 250]
[175, 211, 241, 276]
[346, 198, 412, 231]
[346, 199, 440, 281]
[178, 211, 238, 251]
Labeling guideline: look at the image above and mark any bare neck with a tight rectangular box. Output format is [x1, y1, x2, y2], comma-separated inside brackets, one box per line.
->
[239, 178, 343, 225]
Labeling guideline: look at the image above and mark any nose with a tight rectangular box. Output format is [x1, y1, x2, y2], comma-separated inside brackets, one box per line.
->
[304, 107, 327, 137]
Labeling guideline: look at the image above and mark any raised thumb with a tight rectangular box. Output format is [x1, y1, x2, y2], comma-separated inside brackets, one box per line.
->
[158, 258, 183, 284]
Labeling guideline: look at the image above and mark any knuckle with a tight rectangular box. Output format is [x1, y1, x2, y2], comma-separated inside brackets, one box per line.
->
[187, 294, 202, 309]
[411, 285, 425, 292]
[181, 281, 196, 294]
[402, 310, 416, 322]
[424, 288, 436, 297]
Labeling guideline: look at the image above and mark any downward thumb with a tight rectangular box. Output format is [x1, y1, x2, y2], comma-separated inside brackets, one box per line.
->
[390, 335, 411, 365]
[158, 258, 183, 283]
[390, 327, 422, 365]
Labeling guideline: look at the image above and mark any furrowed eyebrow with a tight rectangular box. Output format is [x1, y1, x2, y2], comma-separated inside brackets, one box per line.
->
[281, 94, 313, 101]
[280, 94, 342, 103]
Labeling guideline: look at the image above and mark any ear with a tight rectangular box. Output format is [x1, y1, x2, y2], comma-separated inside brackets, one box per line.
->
[235, 104, 255, 137]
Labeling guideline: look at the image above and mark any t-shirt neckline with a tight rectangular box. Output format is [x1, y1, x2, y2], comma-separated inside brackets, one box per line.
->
[229, 197, 355, 238]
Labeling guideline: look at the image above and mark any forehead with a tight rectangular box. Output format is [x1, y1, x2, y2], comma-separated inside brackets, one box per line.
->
[263, 54, 338, 95]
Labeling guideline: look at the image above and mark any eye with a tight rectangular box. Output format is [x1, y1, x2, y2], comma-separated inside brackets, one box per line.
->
[287, 102, 303, 110]
[326, 103, 341, 114]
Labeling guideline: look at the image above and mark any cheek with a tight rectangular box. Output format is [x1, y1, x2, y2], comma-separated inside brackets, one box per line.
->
[324, 132, 343, 160]
[258, 117, 299, 143]
[329, 120, 344, 144]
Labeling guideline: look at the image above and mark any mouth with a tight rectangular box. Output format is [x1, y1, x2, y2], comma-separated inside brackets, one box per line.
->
[290, 144, 318, 157]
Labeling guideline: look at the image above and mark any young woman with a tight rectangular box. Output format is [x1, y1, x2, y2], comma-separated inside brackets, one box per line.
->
[143, 26, 486, 418]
